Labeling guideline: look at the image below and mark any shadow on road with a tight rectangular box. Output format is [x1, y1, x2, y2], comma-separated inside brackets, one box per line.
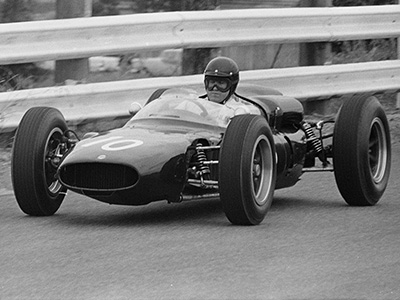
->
[271, 195, 346, 211]
[53, 198, 226, 228]
[46, 192, 350, 229]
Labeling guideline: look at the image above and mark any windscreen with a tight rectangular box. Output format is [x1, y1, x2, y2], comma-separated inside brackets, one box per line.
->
[130, 93, 233, 127]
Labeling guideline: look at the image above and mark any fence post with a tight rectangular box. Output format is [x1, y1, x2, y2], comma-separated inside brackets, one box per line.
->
[55, 0, 92, 84]
[299, 0, 332, 115]
[299, 0, 332, 66]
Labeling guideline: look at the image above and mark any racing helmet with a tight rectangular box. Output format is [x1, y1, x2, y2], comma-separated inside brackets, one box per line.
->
[204, 57, 239, 101]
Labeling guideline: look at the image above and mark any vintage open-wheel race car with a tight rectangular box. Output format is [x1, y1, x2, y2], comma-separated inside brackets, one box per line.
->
[11, 84, 391, 225]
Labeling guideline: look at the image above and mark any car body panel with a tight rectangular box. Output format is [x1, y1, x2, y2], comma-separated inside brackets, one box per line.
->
[58, 87, 307, 206]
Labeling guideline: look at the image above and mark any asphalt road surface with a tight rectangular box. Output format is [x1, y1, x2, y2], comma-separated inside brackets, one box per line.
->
[0, 145, 399, 300]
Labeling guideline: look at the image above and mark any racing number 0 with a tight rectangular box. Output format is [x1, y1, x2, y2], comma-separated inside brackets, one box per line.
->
[82, 136, 143, 151]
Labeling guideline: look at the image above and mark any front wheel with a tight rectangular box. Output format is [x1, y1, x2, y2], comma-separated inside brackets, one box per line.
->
[12, 107, 68, 216]
[333, 94, 391, 206]
[219, 115, 277, 225]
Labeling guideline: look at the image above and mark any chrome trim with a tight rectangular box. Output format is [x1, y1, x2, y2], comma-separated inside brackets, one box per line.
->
[302, 166, 334, 172]
[187, 179, 219, 189]
[181, 193, 220, 201]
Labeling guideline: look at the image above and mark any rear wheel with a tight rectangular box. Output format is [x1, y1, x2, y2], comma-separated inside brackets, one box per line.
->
[12, 107, 68, 216]
[333, 94, 391, 206]
[219, 115, 277, 225]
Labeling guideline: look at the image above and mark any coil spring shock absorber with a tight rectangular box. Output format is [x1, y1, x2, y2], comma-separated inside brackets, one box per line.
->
[301, 121, 327, 165]
[194, 143, 211, 183]
[302, 121, 322, 152]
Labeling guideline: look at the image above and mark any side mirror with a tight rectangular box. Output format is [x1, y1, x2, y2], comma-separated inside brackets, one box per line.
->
[129, 102, 143, 116]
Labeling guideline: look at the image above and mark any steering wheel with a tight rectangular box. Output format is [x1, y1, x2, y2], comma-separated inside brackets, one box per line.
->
[157, 109, 207, 123]
[158, 99, 209, 118]
[190, 99, 209, 117]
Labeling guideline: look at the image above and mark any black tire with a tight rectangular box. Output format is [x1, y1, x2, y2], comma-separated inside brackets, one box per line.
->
[12, 107, 68, 216]
[333, 94, 391, 206]
[219, 115, 277, 225]
[145, 88, 168, 105]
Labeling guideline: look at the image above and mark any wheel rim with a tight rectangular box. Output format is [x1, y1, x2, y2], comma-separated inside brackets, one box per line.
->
[44, 128, 64, 195]
[368, 117, 388, 183]
[251, 135, 274, 206]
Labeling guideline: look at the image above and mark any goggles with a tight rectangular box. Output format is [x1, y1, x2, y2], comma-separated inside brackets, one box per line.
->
[205, 77, 232, 93]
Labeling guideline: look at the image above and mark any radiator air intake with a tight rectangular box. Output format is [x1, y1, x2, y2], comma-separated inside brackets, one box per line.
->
[59, 163, 139, 191]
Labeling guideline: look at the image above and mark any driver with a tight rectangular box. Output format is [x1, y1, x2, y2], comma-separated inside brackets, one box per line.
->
[202, 56, 259, 124]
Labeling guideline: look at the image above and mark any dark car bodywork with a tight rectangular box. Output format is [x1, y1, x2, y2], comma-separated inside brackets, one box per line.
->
[58, 85, 305, 205]
[11, 84, 391, 225]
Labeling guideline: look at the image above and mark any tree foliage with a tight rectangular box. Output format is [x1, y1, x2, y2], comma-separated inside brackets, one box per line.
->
[92, 0, 121, 16]
[333, 0, 396, 5]
[332, 0, 397, 61]
[133, 0, 219, 13]
[1, 0, 31, 23]
[90, 0, 220, 15]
